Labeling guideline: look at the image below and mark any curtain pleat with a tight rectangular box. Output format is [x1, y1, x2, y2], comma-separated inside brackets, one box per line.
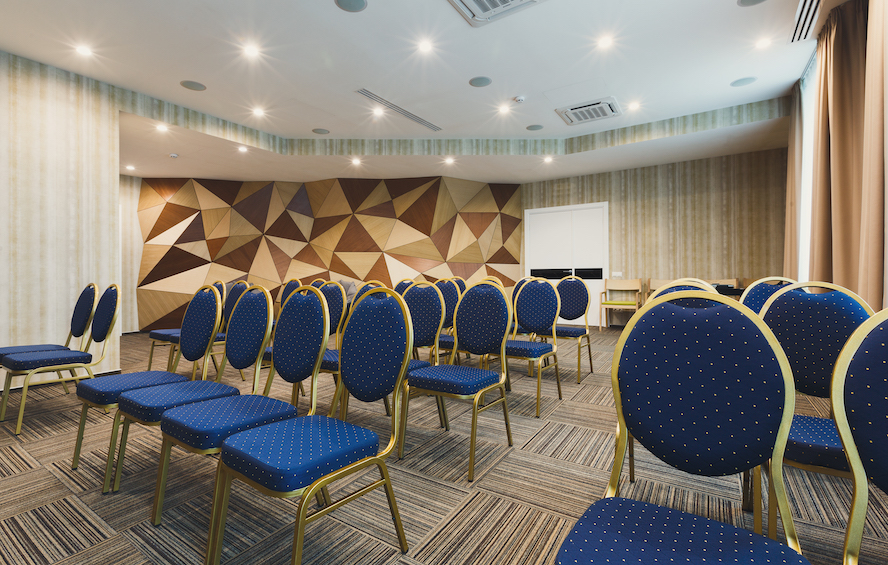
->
[783, 82, 803, 280]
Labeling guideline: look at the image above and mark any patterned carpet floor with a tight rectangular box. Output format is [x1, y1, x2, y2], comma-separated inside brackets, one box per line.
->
[0, 330, 886, 564]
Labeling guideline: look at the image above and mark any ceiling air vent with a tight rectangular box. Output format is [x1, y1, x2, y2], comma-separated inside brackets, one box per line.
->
[556, 97, 623, 126]
[356, 89, 442, 131]
[790, 0, 820, 42]
[446, 0, 545, 27]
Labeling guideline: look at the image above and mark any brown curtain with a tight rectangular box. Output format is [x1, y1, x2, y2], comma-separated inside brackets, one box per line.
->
[783, 82, 803, 280]
[810, 0, 885, 310]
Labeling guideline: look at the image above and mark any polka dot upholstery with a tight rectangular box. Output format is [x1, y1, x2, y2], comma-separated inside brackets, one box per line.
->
[3, 350, 92, 371]
[504, 341, 553, 358]
[438, 334, 455, 351]
[555, 326, 587, 338]
[76, 371, 188, 405]
[515, 280, 558, 335]
[0, 344, 68, 363]
[557, 278, 589, 321]
[452, 278, 467, 294]
[161, 394, 299, 451]
[453, 283, 509, 356]
[280, 279, 302, 305]
[118, 381, 239, 423]
[764, 289, 870, 398]
[148, 329, 180, 343]
[340, 292, 409, 403]
[354, 282, 380, 302]
[511, 278, 530, 310]
[843, 321, 888, 492]
[70, 284, 97, 338]
[176, 288, 221, 362]
[310, 280, 325, 288]
[212, 281, 226, 304]
[319, 349, 339, 372]
[320, 282, 346, 336]
[436, 279, 460, 329]
[742, 281, 792, 315]
[404, 285, 443, 348]
[408, 365, 499, 395]
[556, 497, 810, 565]
[394, 280, 413, 294]
[224, 289, 271, 370]
[90, 286, 119, 343]
[220, 415, 379, 492]
[223, 282, 249, 326]
[618, 299, 786, 476]
[785, 415, 849, 471]
[408, 359, 430, 371]
[271, 289, 327, 384]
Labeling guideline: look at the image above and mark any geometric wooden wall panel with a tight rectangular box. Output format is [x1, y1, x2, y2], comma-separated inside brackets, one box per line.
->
[136, 176, 521, 330]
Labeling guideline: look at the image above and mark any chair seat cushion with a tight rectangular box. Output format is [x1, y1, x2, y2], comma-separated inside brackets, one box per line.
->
[0, 344, 69, 363]
[76, 371, 189, 406]
[407, 359, 431, 371]
[785, 414, 849, 472]
[555, 325, 588, 338]
[319, 349, 339, 371]
[438, 335, 455, 350]
[557, 497, 810, 565]
[408, 365, 499, 395]
[149, 329, 180, 342]
[162, 395, 299, 451]
[510, 323, 531, 335]
[3, 350, 93, 371]
[221, 415, 379, 492]
[118, 381, 239, 424]
[504, 340, 553, 358]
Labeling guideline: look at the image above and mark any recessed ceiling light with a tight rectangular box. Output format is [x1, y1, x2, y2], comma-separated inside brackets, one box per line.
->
[469, 76, 492, 88]
[737, 0, 768, 6]
[373, 107, 384, 116]
[526, 125, 543, 131]
[125, 165, 135, 171]
[444, 157, 454, 164]
[244, 45, 260, 58]
[627, 102, 640, 111]
[253, 108, 265, 117]
[156, 124, 168, 132]
[598, 36, 614, 48]
[75, 45, 92, 56]
[180, 80, 206, 91]
[352, 158, 361, 165]
[418, 40, 433, 53]
[336, 0, 367, 12]
[756, 38, 772, 49]
[312, 128, 330, 135]
[238, 146, 248, 153]
[544, 156, 553, 163]
[730, 76, 757, 87]
[498, 104, 511, 114]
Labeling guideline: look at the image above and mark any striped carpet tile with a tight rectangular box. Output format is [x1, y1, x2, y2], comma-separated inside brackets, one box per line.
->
[0, 445, 41, 478]
[569, 384, 614, 406]
[618, 478, 746, 528]
[548, 400, 617, 433]
[0, 468, 71, 522]
[522, 422, 616, 469]
[395, 434, 510, 486]
[52, 535, 151, 565]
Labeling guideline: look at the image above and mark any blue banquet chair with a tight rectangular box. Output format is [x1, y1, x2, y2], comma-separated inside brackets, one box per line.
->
[394, 278, 414, 294]
[646, 278, 714, 301]
[147, 280, 225, 371]
[279, 278, 302, 305]
[402, 281, 513, 480]
[1, 284, 119, 435]
[739, 276, 796, 315]
[317, 281, 348, 379]
[259, 277, 305, 398]
[151, 285, 329, 525]
[451, 276, 466, 294]
[73, 284, 222, 470]
[760, 281, 873, 537]
[537, 275, 593, 383]
[203, 287, 412, 565]
[555, 290, 808, 564]
[102, 286, 273, 493]
[0, 282, 97, 364]
[435, 278, 462, 359]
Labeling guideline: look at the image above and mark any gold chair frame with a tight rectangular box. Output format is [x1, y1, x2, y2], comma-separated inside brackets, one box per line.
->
[537, 275, 593, 384]
[738, 276, 797, 310]
[204, 287, 411, 565]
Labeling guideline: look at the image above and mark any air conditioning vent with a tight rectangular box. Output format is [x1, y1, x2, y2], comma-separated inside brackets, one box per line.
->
[556, 97, 623, 126]
[356, 89, 442, 132]
[790, 0, 820, 42]
[446, 0, 545, 27]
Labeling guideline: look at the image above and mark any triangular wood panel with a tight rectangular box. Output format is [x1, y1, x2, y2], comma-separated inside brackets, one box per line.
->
[146, 212, 200, 246]
[336, 217, 382, 253]
[140, 247, 211, 287]
[340, 178, 382, 212]
[228, 210, 262, 238]
[432, 183, 459, 235]
[249, 238, 282, 283]
[274, 182, 303, 211]
[294, 244, 329, 270]
[383, 255, 421, 285]
[476, 216, 499, 261]
[206, 209, 232, 240]
[430, 215, 457, 260]
[232, 183, 273, 231]
[175, 212, 205, 244]
[311, 244, 334, 268]
[215, 236, 262, 271]
[195, 179, 243, 206]
[447, 214, 477, 260]
[138, 181, 166, 211]
[288, 211, 314, 241]
[329, 254, 361, 280]
[137, 290, 192, 328]
[503, 227, 521, 259]
[388, 254, 443, 273]
[145, 178, 189, 201]
[449, 242, 484, 264]
[359, 200, 396, 218]
[399, 179, 439, 236]
[459, 212, 499, 239]
[449, 262, 485, 281]
[284, 260, 330, 283]
[441, 177, 486, 210]
[266, 211, 307, 242]
[138, 244, 170, 285]
[500, 214, 521, 242]
[486, 263, 521, 285]
[233, 181, 270, 205]
[386, 177, 438, 200]
[175, 241, 211, 262]
[193, 181, 231, 210]
[146, 202, 200, 241]
[309, 214, 350, 241]
[384, 221, 427, 251]
[393, 179, 436, 217]
[356, 214, 397, 250]
[501, 191, 522, 218]
[489, 184, 519, 211]
[486, 265, 517, 287]
[387, 239, 444, 261]
[206, 237, 229, 261]
[204, 263, 248, 285]
[286, 185, 314, 217]
[265, 236, 307, 258]
[365, 254, 393, 287]
[315, 180, 353, 218]
[311, 216, 350, 251]
[141, 301, 189, 332]
[140, 264, 213, 293]
[422, 263, 455, 281]
[264, 185, 287, 232]
[201, 208, 230, 239]
[461, 186, 499, 213]
[356, 182, 391, 212]
[488, 246, 519, 264]
[168, 179, 201, 209]
[304, 179, 336, 216]
[138, 203, 165, 242]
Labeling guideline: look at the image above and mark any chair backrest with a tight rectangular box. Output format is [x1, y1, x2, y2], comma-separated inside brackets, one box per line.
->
[452, 281, 511, 357]
[355, 280, 383, 302]
[280, 278, 302, 305]
[647, 281, 714, 302]
[515, 279, 559, 337]
[403, 282, 444, 349]
[556, 276, 589, 324]
[319, 281, 347, 337]
[272, 286, 329, 414]
[481, 275, 503, 287]
[673, 277, 717, 291]
[224, 287, 273, 393]
[511, 277, 531, 309]
[762, 282, 873, 398]
[831, 308, 888, 564]
[394, 279, 414, 295]
[435, 279, 460, 330]
[339, 288, 412, 411]
[223, 280, 250, 327]
[604, 278, 642, 292]
[89, 285, 120, 346]
[451, 276, 467, 294]
[609, 290, 800, 548]
[211, 280, 226, 306]
[178, 285, 223, 368]
[310, 278, 325, 288]
[70, 283, 98, 348]
[739, 277, 797, 315]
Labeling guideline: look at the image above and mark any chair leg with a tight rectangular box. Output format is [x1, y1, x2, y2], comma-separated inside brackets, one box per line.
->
[152, 436, 174, 525]
[0, 372, 12, 422]
[72, 403, 90, 469]
[553, 354, 562, 400]
[435, 395, 449, 430]
[14, 370, 37, 435]
[378, 460, 409, 553]
[147, 342, 157, 371]
[103, 411, 124, 493]
[468, 394, 481, 482]
[628, 434, 635, 483]
[205, 465, 234, 565]
[262, 363, 276, 396]
[535, 360, 542, 418]
[741, 469, 753, 512]
[112, 418, 132, 492]
[753, 464, 763, 535]
[398, 385, 410, 459]
[383, 394, 391, 416]
[171, 347, 183, 373]
[58, 371, 71, 395]
[576, 338, 583, 383]
[585, 336, 593, 374]
[766, 461, 777, 540]
[500, 385, 513, 446]
[239, 369, 246, 381]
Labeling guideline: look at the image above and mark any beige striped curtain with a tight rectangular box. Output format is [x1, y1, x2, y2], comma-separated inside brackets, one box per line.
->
[809, 0, 885, 310]
[783, 82, 803, 280]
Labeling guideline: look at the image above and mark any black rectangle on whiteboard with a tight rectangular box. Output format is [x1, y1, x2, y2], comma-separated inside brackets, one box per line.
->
[574, 268, 603, 280]
[530, 268, 572, 280]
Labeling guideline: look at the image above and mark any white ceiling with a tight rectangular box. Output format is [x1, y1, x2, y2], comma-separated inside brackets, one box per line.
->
[1, 0, 841, 182]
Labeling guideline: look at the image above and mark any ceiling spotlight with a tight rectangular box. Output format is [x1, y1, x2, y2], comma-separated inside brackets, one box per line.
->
[418, 40, 433, 53]
[75, 45, 92, 56]
[352, 158, 361, 165]
[238, 146, 248, 153]
[598, 36, 614, 48]
[627, 102, 640, 111]
[373, 107, 384, 117]
[544, 156, 553, 163]
[125, 165, 135, 171]
[498, 104, 511, 114]
[756, 38, 772, 49]
[244, 45, 260, 58]
[253, 108, 265, 117]
[156, 124, 168, 132]
[444, 157, 455, 164]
